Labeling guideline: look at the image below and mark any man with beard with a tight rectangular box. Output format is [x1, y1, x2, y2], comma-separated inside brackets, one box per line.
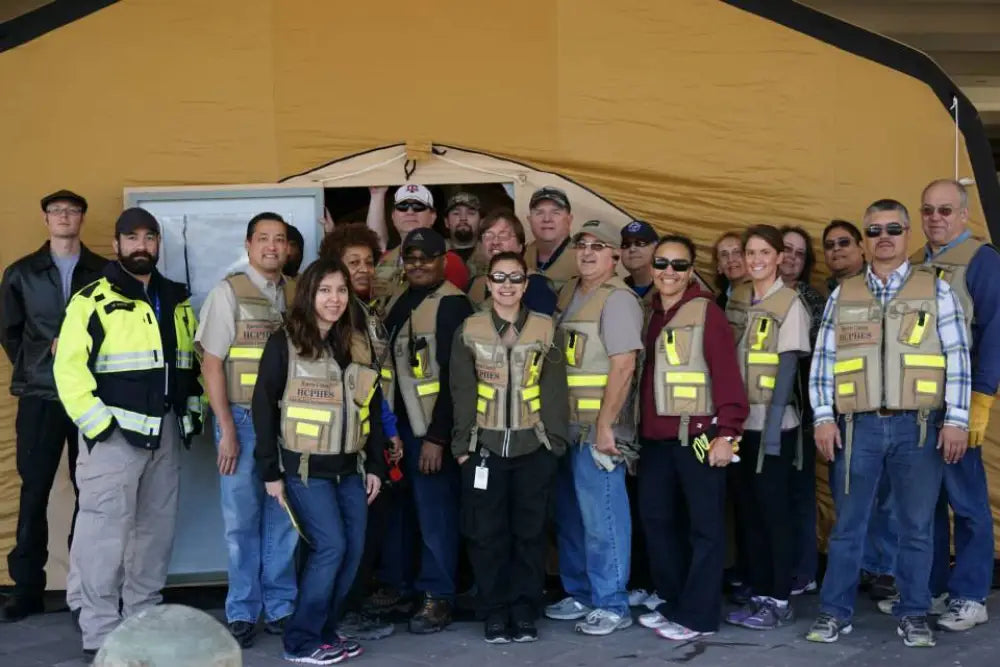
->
[444, 192, 482, 269]
[196, 213, 298, 648]
[0, 190, 106, 623]
[53, 208, 202, 659]
[283, 224, 305, 278]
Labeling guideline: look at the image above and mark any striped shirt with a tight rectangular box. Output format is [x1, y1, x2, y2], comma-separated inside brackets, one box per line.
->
[809, 260, 971, 429]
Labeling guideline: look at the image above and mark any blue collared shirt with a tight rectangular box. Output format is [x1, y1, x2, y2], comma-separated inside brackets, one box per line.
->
[809, 261, 971, 429]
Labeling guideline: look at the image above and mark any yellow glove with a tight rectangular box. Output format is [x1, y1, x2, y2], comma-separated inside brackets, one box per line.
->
[968, 391, 995, 447]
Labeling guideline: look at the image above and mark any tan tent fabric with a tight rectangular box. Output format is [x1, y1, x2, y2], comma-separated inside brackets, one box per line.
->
[0, 0, 995, 584]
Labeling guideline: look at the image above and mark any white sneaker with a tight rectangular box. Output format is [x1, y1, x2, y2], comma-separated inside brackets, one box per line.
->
[877, 595, 898, 615]
[937, 599, 988, 631]
[628, 589, 650, 607]
[544, 596, 592, 621]
[644, 592, 666, 611]
[930, 593, 949, 616]
[574, 609, 633, 636]
[655, 620, 714, 641]
[638, 610, 670, 629]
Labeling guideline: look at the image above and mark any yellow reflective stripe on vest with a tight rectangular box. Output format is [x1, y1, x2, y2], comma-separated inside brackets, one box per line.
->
[477, 384, 497, 399]
[663, 330, 681, 365]
[747, 352, 779, 365]
[565, 334, 580, 366]
[296, 422, 321, 437]
[838, 381, 856, 396]
[229, 347, 264, 360]
[529, 398, 541, 412]
[567, 375, 608, 388]
[109, 407, 161, 434]
[758, 375, 776, 389]
[751, 318, 771, 351]
[380, 368, 393, 380]
[477, 398, 488, 414]
[240, 373, 257, 386]
[526, 351, 543, 385]
[672, 386, 698, 399]
[916, 380, 939, 394]
[76, 402, 114, 434]
[577, 398, 601, 410]
[416, 381, 440, 396]
[287, 406, 332, 423]
[903, 354, 945, 369]
[907, 312, 929, 345]
[93, 351, 161, 373]
[834, 357, 865, 374]
[176, 350, 194, 369]
[522, 385, 540, 400]
[186, 396, 202, 414]
[665, 371, 707, 385]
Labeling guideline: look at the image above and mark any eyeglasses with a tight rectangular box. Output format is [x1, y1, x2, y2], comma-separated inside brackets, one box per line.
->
[920, 205, 955, 218]
[651, 257, 692, 272]
[395, 202, 428, 213]
[46, 207, 83, 217]
[487, 271, 527, 285]
[823, 237, 853, 250]
[864, 222, 908, 238]
[621, 240, 651, 250]
[573, 241, 614, 252]
[783, 246, 806, 259]
[481, 231, 515, 244]
[402, 254, 441, 266]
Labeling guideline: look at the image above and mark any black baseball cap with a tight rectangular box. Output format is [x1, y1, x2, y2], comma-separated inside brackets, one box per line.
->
[621, 219, 658, 243]
[401, 228, 446, 257]
[529, 187, 571, 212]
[115, 207, 161, 236]
[41, 189, 87, 213]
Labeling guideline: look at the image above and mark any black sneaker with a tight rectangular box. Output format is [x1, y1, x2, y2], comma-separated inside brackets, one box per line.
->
[858, 570, 875, 592]
[869, 575, 897, 601]
[338, 611, 395, 640]
[511, 618, 538, 643]
[408, 598, 453, 634]
[229, 620, 256, 648]
[0, 595, 44, 623]
[82, 648, 97, 664]
[266, 615, 290, 635]
[484, 614, 510, 644]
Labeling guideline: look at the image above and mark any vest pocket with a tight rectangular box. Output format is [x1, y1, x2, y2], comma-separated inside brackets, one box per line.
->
[897, 309, 935, 347]
[564, 330, 589, 368]
[746, 352, 778, 404]
[900, 354, 945, 409]
[663, 371, 709, 415]
[227, 358, 261, 404]
[282, 403, 338, 454]
[661, 328, 693, 366]
[833, 356, 870, 413]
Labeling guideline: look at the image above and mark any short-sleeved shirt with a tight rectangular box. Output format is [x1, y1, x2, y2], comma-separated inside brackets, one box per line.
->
[742, 277, 812, 431]
[195, 265, 289, 360]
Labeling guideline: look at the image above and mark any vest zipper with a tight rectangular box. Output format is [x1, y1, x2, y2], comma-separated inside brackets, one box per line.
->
[341, 363, 349, 456]
[503, 345, 512, 458]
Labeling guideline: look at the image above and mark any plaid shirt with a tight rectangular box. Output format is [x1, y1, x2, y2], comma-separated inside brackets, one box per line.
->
[809, 260, 971, 429]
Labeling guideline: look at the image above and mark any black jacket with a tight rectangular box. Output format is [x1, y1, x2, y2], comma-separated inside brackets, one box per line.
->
[0, 242, 107, 399]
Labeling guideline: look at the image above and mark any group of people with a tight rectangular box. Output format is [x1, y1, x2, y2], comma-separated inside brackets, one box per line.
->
[0, 178, 995, 664]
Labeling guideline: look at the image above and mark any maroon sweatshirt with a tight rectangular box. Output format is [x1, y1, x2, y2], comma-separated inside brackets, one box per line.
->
[639, 283, 749, 442]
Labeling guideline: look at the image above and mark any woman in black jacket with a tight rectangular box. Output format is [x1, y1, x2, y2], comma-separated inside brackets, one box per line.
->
[253, 257, 386, 665]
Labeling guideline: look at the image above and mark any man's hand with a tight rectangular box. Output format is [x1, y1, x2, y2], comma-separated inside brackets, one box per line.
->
[815, 422, 841, 463]
[708, 438, 734, 467]
[321, 207, 335, 235]
[264, 479, 285, 508]
[389, 435, 404, 463]
[365, 473, 382, 505]
[938, 425, 968, 464]
[369, 185, 388, 198]
[51, 338, 59, 355]
[457, 454, 470, 466]
[217, 428, 240, 475]
[594, 424, 622, 456]
[419, 440, 443, 474]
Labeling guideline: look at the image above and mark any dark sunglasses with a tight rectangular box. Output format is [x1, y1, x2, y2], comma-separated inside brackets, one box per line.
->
[823, 237, 853, 250]
[652, 257, 692, 272]
[920, 205, 955, 218]
[487, 271, 527, 285]
[394, 202, 428, 213]
[864, 222, 908, 238]
[573, 241, 614, 252]
[402, 253, 441, 266]
[621, 240, 651, 250]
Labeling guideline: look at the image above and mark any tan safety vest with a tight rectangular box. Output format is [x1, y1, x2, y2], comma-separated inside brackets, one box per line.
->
[833, 267, 945, 415]
[355, 297, 393, 401]
[910, 236, 984, 331]
[373, 247, 406, 312]
[460, 311, 555, 454]
[648, 298, 714, 446]
[224, 273, 295, 406]
[526, 240, 577, 291]
[279, 333, 379, 479]
[729, 281, 799, 407]
[389, 281, 467, 438]
[556, 275, 638, 426]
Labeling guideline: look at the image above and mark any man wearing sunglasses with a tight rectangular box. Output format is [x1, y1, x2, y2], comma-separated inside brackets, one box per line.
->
[545, 219, 644, 637]
[911, 179, 1000, 633]
[807, 199, 971, 649]
[525, 187, 578, 291]
[381, 228, 474, 635]
[621, 220, 658, 300]
[366, 185, 470, 311]
[821, 219, 900, 605]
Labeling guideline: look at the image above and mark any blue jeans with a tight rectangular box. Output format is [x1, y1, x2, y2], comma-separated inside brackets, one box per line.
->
[819, 412, 943, 621]
[399, 420, 460, 599]
[930, 447, 994, 602]
[283, 474, 367, 655]
[215, 406, 298, 623]
[830, 458, 899, 577]
[554, 438, 631, 616]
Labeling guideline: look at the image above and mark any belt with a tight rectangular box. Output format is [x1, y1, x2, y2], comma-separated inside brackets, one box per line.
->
[875, 408, 908, 417]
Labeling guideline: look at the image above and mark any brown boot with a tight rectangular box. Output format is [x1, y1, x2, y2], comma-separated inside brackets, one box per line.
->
[408, 597, 453, 634]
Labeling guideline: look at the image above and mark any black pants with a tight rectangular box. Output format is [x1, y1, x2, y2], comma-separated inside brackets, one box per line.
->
[343, 481, 393, 610]
[461, 447, 558, 619]
[637, 439, 726, 633]
[738, 429, 797, 601]
[7, 396, 79, 598]
[625, 471, 653, 592]
[789, 422, 817, 580]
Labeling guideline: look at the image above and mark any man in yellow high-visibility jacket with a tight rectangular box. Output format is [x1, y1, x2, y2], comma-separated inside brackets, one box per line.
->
[53, 208, 202, 660]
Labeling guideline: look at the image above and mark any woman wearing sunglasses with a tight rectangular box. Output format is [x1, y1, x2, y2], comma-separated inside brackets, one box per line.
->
[724, 224, 812, 631]
[450, 251, 569, 644]
[252, 258, 387, 665]
[466, 209, 558, 315]
[635, 235, 749, 641]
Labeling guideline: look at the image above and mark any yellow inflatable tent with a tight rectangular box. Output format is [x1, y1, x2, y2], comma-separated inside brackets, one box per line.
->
[1, 0, 998, 586]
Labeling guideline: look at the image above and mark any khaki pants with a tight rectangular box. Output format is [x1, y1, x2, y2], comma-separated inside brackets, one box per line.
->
[69, 413, 181, 651]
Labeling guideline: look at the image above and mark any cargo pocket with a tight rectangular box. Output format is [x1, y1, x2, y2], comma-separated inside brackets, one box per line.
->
[282, 404, 337, 454]
[833, 357, 869, 413]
